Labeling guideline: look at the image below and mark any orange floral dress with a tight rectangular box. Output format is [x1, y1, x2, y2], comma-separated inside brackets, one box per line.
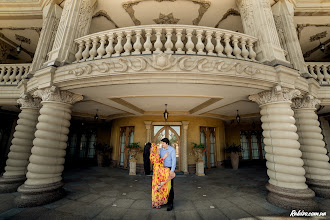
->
[150, 144, 171, 208]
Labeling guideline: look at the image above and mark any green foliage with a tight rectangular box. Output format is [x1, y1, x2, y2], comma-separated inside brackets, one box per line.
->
[94, 143, 112, 154]
[191, 142, 206, 150]
[126, 142, 141, 150]
[225, 143, 242, 153]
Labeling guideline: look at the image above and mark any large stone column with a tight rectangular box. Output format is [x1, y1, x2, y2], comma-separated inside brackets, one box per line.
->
[249, 85, 318, 211]
[182, 121, 189, 174]
[45, 0, 97, 66]
[15, 86, 83, 207]
[292, 94, 330, 198]
[319, 117, 330, 158]
[29, 1, 62, 74]
[0, 94, 41, 193]
[272, 0, 309, 76]
[144, 121, 152, 143]
[236, 0, 289, 66]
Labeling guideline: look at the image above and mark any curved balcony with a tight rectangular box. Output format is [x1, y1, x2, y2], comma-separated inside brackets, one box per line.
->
[0, 64, 30, 85]
[307, 62, 330, 85]
[73, 25, 258, 63]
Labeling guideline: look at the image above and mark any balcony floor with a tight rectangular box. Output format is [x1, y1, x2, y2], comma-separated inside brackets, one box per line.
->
[0, 165, 329, 220]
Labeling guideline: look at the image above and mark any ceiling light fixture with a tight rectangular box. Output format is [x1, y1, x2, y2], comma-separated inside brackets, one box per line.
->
[94, 109, 99, 121]
[163, 104, 169, 121]
[319, 39, 326, 53]
[16, 41, 22, 54]
[236, 110, 240, 124]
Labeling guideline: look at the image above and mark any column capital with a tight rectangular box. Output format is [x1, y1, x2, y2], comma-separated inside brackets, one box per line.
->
[182, 121, 189, 129]
[249, 85, 300, 106]
[33, 86, 83, 105]
[17, 93, 41, 109]
[292, 94, 321, 109]
[144, 121, 152, 129]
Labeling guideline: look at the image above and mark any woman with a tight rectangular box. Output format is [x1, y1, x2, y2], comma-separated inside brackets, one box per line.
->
[150, 143, 174, 209]
[143, 142, 151, 175]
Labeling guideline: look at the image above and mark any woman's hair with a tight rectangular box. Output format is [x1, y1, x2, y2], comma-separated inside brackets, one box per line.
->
[143, 142, 151, 156]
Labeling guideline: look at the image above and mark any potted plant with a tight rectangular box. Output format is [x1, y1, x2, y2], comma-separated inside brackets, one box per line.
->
[225, 143, 242, 170]
[191, 142, 206, 161]
[126, 142, 141, 160]
[94, 142, 112, 167]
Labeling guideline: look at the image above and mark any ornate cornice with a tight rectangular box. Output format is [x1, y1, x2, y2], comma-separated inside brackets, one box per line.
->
[33, 86, 83, 105]
[69, 54, 262, 76]
[92, 10, 119, 28]
[249, 85, 301, 106]
[292, 94, 321, 109]
[17, 93, 41, 109]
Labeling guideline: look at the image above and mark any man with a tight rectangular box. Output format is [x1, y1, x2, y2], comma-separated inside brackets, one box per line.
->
[159, 138, 176, 211]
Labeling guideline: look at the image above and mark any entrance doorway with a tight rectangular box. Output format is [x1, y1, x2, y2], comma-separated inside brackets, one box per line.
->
[153, 125, 181, 171]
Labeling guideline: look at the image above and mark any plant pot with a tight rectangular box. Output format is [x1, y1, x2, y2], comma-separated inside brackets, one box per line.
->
[97, 153, 104, 167]
[230, 152, 239, 170]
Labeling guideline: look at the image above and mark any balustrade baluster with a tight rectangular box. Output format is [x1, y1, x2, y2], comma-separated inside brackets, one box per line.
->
[104, 33, 114, 58]
[308, 65, 317, 79]
[154, 28, 163, 54]
[3, 66, 11, 84]
[88, 37, 98, 60]
[9, 66, 17, 84]
[196, 30, 205, 55]
[215, 32, 224, 57]
[232, 35, 242, 59]
[322, 65, 330, 84]
[224, 34, 234, 58]
[185, 29, 195, 55]
[247, 39, 256, 61]
[123, 31, 133, 56]
[175, 28, 184, 54]
[205, 31, 215, 56]
[15, 66, 24, 83]
[143, 29, 152, 55]
[316, 65, 324, 84]
[165, 28, 174, 54]
[0, 66, 5, 83]
[96, 35, 106, 59]
[74, 40, 84, 62]
[113, 32, 124, 57]
[82, 39, 91, 61]
[132, 30, 142, 55]
[240, 38, 249, 60]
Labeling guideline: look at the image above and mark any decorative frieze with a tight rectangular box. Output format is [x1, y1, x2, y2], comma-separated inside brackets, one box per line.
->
[249, 85, 300, 105]
[33, 86, 83, 105]
[292, 94, 321, 109]
[69, 55, 261, 76]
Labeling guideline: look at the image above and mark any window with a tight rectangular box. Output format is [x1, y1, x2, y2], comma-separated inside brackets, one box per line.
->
[200, 127, 216, 168]
[240, 131, 264, 160]
[119, 126, 134, 169]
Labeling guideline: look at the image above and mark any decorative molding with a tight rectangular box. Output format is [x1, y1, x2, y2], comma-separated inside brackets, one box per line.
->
[0, 40, 12, 63]
[92, 10, 119, 28]
[192, 0, 211, 25]
[155, 0, 175, 1]
[310, 31, 327, 42]
[0, 27, 42, 36]
[292, 94, 321, 109]
[110, 98, 144, 114]
[69, 54, 262, 76]
[153, 13, 180, 24]
[0, 32, 34, 58]
[15, 34, 31, 44]
[214, 8, 240, 28]
[17, 93, 41, 108]
[122, 0, 142, 26]
[296, 24, 330, 40]
[249, 85, 301, 106]
[33, 86, 83, 105]
[189, 98, 222, 114]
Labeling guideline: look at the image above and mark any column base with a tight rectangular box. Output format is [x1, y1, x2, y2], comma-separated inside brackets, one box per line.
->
[306, 178, 330, 198]
[0, 175, 26, 193]
[266, 183, 318, 211]
[15, 181, 65, 207]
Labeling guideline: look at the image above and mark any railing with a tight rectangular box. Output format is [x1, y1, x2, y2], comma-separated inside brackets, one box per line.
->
[306, 62, 330, 85]
[0, 64, 30, 85]
[73, 25, 258, 63]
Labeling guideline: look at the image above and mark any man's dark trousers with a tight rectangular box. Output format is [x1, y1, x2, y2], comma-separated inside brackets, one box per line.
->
[167, 167, 174, 206]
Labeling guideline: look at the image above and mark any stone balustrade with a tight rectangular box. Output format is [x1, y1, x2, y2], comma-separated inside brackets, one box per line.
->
[73, 25, 258, 63]
[0, 64, 30, 85]
[306, 62, 330, 85]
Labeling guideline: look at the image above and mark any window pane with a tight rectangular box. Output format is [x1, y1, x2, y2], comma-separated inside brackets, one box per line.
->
[170, 126, 180, 136]
[120, 131, 125, 166]
[251, 134, 259, 159]
[87, 134, 96, 158]
[154, 126, 163, 136]
[240, 132, 249, 160]
[79, 134, 87, 158]
[210, 132, 215, 167]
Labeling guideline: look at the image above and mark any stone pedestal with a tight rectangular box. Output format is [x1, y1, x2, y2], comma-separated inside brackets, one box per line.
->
[0, 94, 40, 193]
[196, 160, 205, 176]
[129, 159, 137, 175]
[293, 95, 330, 198]
[249, 85, 318, 211]
[15, 86, 82, 207]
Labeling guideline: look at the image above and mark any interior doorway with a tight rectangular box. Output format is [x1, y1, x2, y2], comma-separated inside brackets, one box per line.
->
[153, 125, 181, 171]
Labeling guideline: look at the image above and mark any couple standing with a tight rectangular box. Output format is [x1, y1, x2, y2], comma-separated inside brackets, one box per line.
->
[148, 138, 175, 211]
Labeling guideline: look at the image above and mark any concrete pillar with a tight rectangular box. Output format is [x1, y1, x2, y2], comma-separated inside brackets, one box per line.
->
[182, 121, 189, 174]
[45, 0, 97, 66]
[0, 94, 41, 193]
[15, 86, 83, 207]
[249, 85, 318, 211]
[319, 117, 330, 158]
[293, 94, 330, 198]
[236, 0, 289, 66]
[272, 0, 309, 76]
[144, 121, 152, 143]
[29, 1, 62, 74]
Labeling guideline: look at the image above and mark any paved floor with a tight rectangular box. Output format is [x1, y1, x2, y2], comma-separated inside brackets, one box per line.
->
[0, 165, 329, 220]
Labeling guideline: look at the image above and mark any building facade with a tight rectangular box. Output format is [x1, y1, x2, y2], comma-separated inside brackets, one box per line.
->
[0, 0, 330, 210]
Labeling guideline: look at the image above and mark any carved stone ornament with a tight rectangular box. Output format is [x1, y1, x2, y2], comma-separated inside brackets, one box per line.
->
[249, 85, 301, 106]
[153, 13, 180, 24]
[17, 94, 41, 109]
[69, 54, 262, 76]
[33, 86, 83, 105]
[292, 94, 321, 109]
